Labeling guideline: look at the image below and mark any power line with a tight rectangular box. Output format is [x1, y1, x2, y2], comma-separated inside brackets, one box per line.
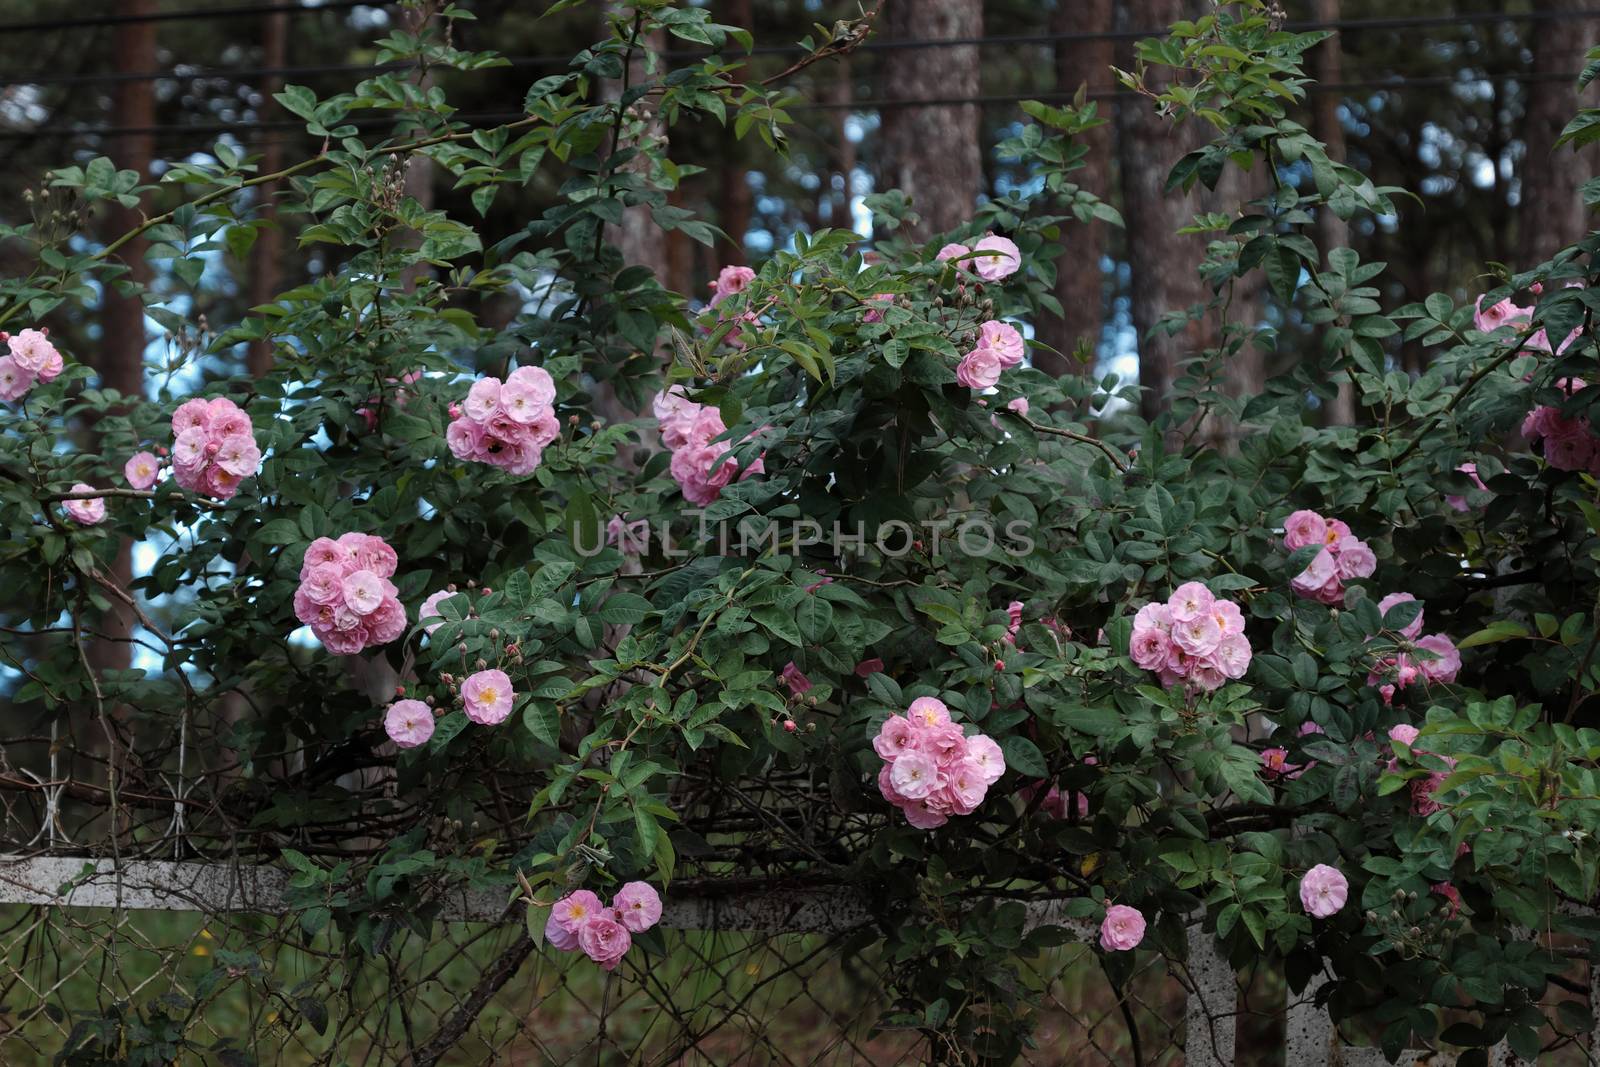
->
[0, 8, 1591, 91]
[0, 70, 1576, 144]
[0, 1, 371, 35]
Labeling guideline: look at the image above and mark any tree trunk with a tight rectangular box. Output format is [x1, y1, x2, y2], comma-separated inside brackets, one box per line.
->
[1035, 0, 1114, 379]
[1118, 0, 1211, 423]
[92, 0, 158, 675]
[716, 0, 754, 269]
[245, 8, 288, 377]
[1516, 0, 1600, 265]
[879, 0, 983, 241]
[1199, 162, 1265, 450]
[604, 10, 671, 288]
[596, 8, 671, 434]
[1311, 0, 1355, 424]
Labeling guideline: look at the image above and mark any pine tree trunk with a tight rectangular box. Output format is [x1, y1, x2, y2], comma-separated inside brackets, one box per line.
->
[716, 0, 755, 270]
[1118, 0, 1211, 422]
[1312, 0, 1356, 424]
[1035, 0, 1114, 380]
[245, 8, 288, 377]
[879, 0, 983, 241]
[92, 0, 158, 675]
[1516, 0, 1600, 265]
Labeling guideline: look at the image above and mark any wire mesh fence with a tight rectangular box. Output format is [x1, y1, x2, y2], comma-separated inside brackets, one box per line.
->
[0, 886, 1212, 1065]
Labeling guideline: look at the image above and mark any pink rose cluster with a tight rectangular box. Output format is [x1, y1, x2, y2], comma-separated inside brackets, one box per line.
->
[935, 233, 1022, 283]
[0, 328, 64, 402]
[1366, 592, 1461, 704]
[1522, 380, 1600, 475]
[955, 319, 1026, 391]
[446, 365, 560, 476]
[293, 532, 407, 655]
[170, 396, 260, 501]
[872, 697, 1006, 829]
[653, 386, 765, 505]
[545, 882, 662, 971]
[1128, 582, 1252, 692]
[1282, 510, 1376, 605]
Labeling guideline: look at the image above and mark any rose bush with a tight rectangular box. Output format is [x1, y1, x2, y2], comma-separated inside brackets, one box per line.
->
[4, 3, 1600, 1062]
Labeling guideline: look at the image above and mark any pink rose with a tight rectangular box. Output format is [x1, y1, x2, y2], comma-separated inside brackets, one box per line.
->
[1388, 723, 1420, 748]
[505, 363, 556, 407]
[1374, 593, 1422, 639]
[1133, 601, 1173, 632]
[1168, 582, 1215, 624]
[955, 347, 1004, 390]
[462, 668, 514, 725]
[464, 377, 503, 422]
[1260, 747, 1300, 780]
[935, 242, 970, 264]
[62, 484, 106, 525]
[1290, 548, 1339, 602]
[384, 699, 435, 749]
[340, 570, 387, 616]
[1282, 510, 1327, 551]
[366, 598, 407, 644]
[712, 264, 756, 301]
[611, 881, 662, 933]
[214, 435, 261, 478]
[779, 661, 812, 697]
[1299, 864, 1348, 918]
[968, 234, 1021, 281]
[124, 451, 161, 490]
[1473, 295, 1532, 333]
[1414, 634, 1460, 684]
[1099, 905, 1146, 951]
[889, 751, 940, 800]
[1333, 536, 1376, 580]
[547, 890, 604, 952]
[874, 715, 916, 761]
[942, 759, 990, 815]
[976, 320, 1025, 368]
[1006, 396, 1029, 417]
[579, 912, 632, 970]
[300, 563, 346, 607]
[906, 697, 950, 728]
[7, 328, 59, 375]
[900, 798, 949, 830]
[418, 589, 454, 635]
[1172, 614, 1223, 657]
[0, 356, 32, 402]
[1214, 633, 1252, 679]
[1130, 626, 1171, 670]
[964, 734, 1006, 784]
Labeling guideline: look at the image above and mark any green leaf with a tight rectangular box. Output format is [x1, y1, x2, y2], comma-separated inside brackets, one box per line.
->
[795, 596, 834, 642]
[1001, 736, 1047, 778]
[523, 702, 561, 748]
[1456, 620, 1530, 649]
[259, 519, 303, 545]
